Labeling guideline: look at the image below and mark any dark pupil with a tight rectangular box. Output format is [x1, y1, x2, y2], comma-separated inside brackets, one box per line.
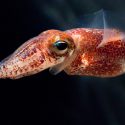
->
[54, 40, 68, 50]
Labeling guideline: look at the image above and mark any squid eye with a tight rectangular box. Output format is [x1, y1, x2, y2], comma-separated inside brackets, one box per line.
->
[53, 40, 68, 50]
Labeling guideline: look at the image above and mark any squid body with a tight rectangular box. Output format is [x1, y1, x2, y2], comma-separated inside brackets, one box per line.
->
[0, 28, 125, 79]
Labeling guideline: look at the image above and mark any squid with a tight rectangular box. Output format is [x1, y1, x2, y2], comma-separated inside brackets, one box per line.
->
[0, 28, 125, 79]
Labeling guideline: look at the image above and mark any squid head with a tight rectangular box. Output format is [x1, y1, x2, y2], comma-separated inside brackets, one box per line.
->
[0, 30, 76, 79]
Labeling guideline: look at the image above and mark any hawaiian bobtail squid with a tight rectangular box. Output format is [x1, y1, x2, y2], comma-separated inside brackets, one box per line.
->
[0, 28, 125, 79]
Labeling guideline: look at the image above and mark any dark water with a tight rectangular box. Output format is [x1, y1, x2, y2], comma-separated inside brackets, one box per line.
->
[0, 0, 125, 125]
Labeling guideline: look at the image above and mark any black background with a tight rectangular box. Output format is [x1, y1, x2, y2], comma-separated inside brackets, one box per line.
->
[0, 0, 125, 125]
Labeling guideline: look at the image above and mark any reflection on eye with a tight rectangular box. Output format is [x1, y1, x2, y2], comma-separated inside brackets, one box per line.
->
[53, 40, 68, 50]
[51, 40, 69, 55]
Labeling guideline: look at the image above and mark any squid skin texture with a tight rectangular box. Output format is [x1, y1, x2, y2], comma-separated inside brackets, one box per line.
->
[0, 28, 125, 79]
[0, 30, 75, 79]
[65, 28, 125, 77]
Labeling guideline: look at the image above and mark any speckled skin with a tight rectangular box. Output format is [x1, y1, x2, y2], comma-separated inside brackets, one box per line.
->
[0, 30, 74, 79]
[0, 28, 125, 79]
[65, 28, 125, 77]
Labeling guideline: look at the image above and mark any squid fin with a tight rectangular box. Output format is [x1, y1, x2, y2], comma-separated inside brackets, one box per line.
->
[77, 9, 125, 47]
